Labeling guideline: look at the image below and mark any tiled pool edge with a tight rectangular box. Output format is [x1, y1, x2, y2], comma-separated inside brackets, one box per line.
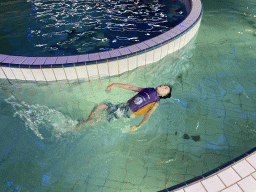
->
[158, 147, 256, 192]
[0, 0, 203, 83]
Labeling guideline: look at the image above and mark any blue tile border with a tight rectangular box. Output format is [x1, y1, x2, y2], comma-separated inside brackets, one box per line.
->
[108, 57, 118, 62]
[64, 63, 75, 67]
[0, 0, 202, 69]
[158, 147, 256, 192]
[40, 64, 52, 69]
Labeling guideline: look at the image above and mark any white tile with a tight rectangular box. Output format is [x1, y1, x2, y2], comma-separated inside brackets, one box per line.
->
[160, 44, 169, 59]
[184, 182, 207, 192]
[1, 67, 15, 80]
[196, 21, 201, 32]
[194, 21, 200, 34]
[31, 69, 46, 82]
[182, 33, 189, 47]
[52, 68, 67, 81]
[192, 22, 198, 32]
[189, 25, 198, 41]
[180, 34, 186, 49]
[187, 30, 194, 43]
[237, 175, 256, 192]
[220, 184, 243, 192]
[63, 67, 78, 81]
[10, 68, 26, 81]
[0, 67, 7, 79]
[20, 68, 36, 81]
[201, 175, 226, 192]
[217, 167, 241, 187]
[191, 26, 196, 39]
[194, 26, 200, 37]
[252, 171, 256, 180]
[97, 63, 109, 78]
[108, 60, 119, 76]
[198, 17, 202, 27]
[173, 37, 182, 53]
[75, 65, 89, 80]
[145, 50, 154, 65]
[128, 56, 137, 71]
[42, 68, 56, 82]
[190, 28, 197, 41]
[179, 34, 186, 49]
[154, 47, 162, 63]
[167, 40, 175, 55]
[246, 152, 256, 169]
[184, 32, 191, 47]
[185, 32, 192, 47]
[118, 58, 128, 75]
[86, 64, 99, 80]
[232, 160, 255, 178]
[137, 53, 145, 67]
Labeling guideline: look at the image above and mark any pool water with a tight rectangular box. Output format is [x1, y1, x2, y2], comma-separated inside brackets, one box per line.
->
[0, 0, 187, 56]
[0, 0, 256, 191]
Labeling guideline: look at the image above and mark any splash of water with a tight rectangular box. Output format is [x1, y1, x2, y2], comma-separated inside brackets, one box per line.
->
[4, 95, 77, 140]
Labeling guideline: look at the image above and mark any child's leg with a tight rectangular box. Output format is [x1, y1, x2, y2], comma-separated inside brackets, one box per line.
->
[75, 103, 108, 129]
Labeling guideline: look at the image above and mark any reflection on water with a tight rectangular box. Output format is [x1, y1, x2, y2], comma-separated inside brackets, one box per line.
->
[0, 0, 187, 56]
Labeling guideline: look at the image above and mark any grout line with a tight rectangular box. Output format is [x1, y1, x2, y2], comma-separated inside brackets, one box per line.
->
[216, 174, 227, 188]
[199, 180, 208, 192]
[172, 153, 256, 192]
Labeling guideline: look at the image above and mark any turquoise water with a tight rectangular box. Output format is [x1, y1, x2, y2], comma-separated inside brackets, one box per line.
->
[0, 0, 187, 56]
[0, 0, 256, 191]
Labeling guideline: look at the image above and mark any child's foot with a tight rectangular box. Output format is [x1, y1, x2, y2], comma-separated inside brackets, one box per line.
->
[75, 118, 85, 129]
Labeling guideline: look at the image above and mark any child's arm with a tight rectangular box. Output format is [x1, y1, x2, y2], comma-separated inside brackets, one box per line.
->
[111, 83, 144, 92]
[130, 101, 160, 132]
[139, 101, 159, 126]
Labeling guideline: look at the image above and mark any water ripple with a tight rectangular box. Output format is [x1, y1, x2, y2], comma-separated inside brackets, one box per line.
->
[0, 0, 187, 56]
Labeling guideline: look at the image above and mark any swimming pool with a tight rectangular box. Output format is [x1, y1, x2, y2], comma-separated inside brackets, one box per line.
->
[0, 0, 256, 191]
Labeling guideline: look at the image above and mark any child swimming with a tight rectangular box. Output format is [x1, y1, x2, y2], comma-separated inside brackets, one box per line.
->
[75, 83, 172, 132]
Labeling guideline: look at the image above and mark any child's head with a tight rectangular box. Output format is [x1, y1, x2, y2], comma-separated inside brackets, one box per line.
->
[156, 84, 172, 99]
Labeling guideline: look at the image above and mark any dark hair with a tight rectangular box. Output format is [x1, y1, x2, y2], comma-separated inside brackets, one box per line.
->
[159, 84, 172, 99]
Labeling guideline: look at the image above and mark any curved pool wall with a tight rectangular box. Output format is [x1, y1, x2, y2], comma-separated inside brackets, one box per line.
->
[159, 150, 256, 192]
[0, 0, 202, 85]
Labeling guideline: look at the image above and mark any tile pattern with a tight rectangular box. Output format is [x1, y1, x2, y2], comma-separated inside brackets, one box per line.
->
[1, 0, 256, 191]
[159, 151, 256, 192]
